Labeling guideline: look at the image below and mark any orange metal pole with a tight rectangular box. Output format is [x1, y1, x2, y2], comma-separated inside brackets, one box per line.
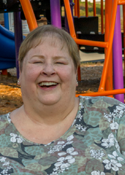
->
[64, 0, 77, 38]
[76, 88, 125, 97]
[98, 0, 118, 91]
[105, 0, 113, 93]
[85, 0, 88, 17]
[64, 0, 117, 90]
[64, 0, 109, 48]
[118, 0, 125, 5]
[101, 0, 104, 33]
[64, 0, 81, 80]
[74, 38, 108, 48]
[93, 0, 96, 16]
[19, 0, 38, 31]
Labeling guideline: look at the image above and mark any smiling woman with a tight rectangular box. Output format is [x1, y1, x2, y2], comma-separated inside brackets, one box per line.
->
[18, 26, 79, 108]
[0, 25, 125, 175]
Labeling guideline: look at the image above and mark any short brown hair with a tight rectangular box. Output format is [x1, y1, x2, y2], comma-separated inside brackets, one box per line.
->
[18, 25, 80, 71]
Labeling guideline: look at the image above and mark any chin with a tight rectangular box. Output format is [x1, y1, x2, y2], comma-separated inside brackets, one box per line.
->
[40, 100, 60, 106]
[39, 96, 61, 106]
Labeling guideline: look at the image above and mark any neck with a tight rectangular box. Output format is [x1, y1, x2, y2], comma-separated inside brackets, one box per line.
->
[21, 96, 79, 126]
[10, 96, 79, 144]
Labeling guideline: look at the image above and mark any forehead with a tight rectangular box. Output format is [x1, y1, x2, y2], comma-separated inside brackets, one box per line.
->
[40, 35, 66, 49]
[29, 36, 68, 55]
[24, 36, 70, 61]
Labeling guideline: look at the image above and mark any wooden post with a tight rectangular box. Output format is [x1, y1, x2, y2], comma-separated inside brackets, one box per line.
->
[93, 0, 96, 16]
[85, 0, 88, 17]
[101, 0, 104, 33]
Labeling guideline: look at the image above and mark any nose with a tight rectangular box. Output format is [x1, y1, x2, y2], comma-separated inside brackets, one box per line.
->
[42, 62, 56, 76]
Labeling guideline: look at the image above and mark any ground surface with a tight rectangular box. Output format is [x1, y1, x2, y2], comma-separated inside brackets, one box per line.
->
[0, 63, 103, 115]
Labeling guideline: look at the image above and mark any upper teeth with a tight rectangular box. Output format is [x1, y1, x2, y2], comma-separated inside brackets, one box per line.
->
[39, 82, 57, 86]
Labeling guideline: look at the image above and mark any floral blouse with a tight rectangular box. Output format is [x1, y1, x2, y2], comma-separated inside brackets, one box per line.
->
[0, 96, 125, 175]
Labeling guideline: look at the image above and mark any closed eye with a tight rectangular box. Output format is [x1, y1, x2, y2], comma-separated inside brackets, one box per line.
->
[56, 62, 65, 65]
[33, 61, 43, 64]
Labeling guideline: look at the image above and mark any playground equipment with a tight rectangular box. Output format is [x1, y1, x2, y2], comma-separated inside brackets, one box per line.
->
[0, 0, 39, 76]
[4, 13, 9, 30]
[73, 0, 104, 54]
[64, 0, 125, 102]
[45, 0, 125, 102]
[0, 25, 16, 70]
[0, 12, 10, 75]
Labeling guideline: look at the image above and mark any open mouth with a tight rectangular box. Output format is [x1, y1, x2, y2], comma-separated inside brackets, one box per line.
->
[39, 82, 58, 88]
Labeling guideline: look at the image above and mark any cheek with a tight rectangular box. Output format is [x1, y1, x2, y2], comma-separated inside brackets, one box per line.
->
[58, 66, 76, 83]
[20, 67, 38, 95]
[23, 65, 41, 81]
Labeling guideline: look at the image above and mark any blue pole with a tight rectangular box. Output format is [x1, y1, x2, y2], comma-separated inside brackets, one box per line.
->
[4, 13, 9, 30]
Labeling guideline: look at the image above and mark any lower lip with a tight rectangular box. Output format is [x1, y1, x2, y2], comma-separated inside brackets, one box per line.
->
[38, 84, 58, 91]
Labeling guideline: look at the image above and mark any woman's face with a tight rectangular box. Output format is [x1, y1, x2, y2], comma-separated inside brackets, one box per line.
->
[19, 36, 77, 107]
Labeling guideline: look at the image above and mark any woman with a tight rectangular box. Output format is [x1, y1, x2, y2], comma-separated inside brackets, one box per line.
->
[0, 25, 125, 175]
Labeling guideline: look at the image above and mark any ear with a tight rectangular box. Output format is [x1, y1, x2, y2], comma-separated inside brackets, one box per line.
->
[76, 70, 78, 87]
[76, 78, 78, 87]
[17, 62, 22, 85]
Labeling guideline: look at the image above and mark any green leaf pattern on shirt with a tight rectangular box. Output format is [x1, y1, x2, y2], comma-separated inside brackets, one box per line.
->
[0, 96, 125, 174]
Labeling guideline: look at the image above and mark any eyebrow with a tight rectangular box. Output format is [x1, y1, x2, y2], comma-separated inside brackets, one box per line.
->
[31, 55, 67, 60]
[31, 55, 44, 59]
[53, 56, 67, 60]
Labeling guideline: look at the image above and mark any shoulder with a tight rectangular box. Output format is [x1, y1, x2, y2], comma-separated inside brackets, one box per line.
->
[78, 96, 125, 127]
[79, 95, 125, 111]
[0, 113, 11, 132]
[0, 113, 10, 123]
